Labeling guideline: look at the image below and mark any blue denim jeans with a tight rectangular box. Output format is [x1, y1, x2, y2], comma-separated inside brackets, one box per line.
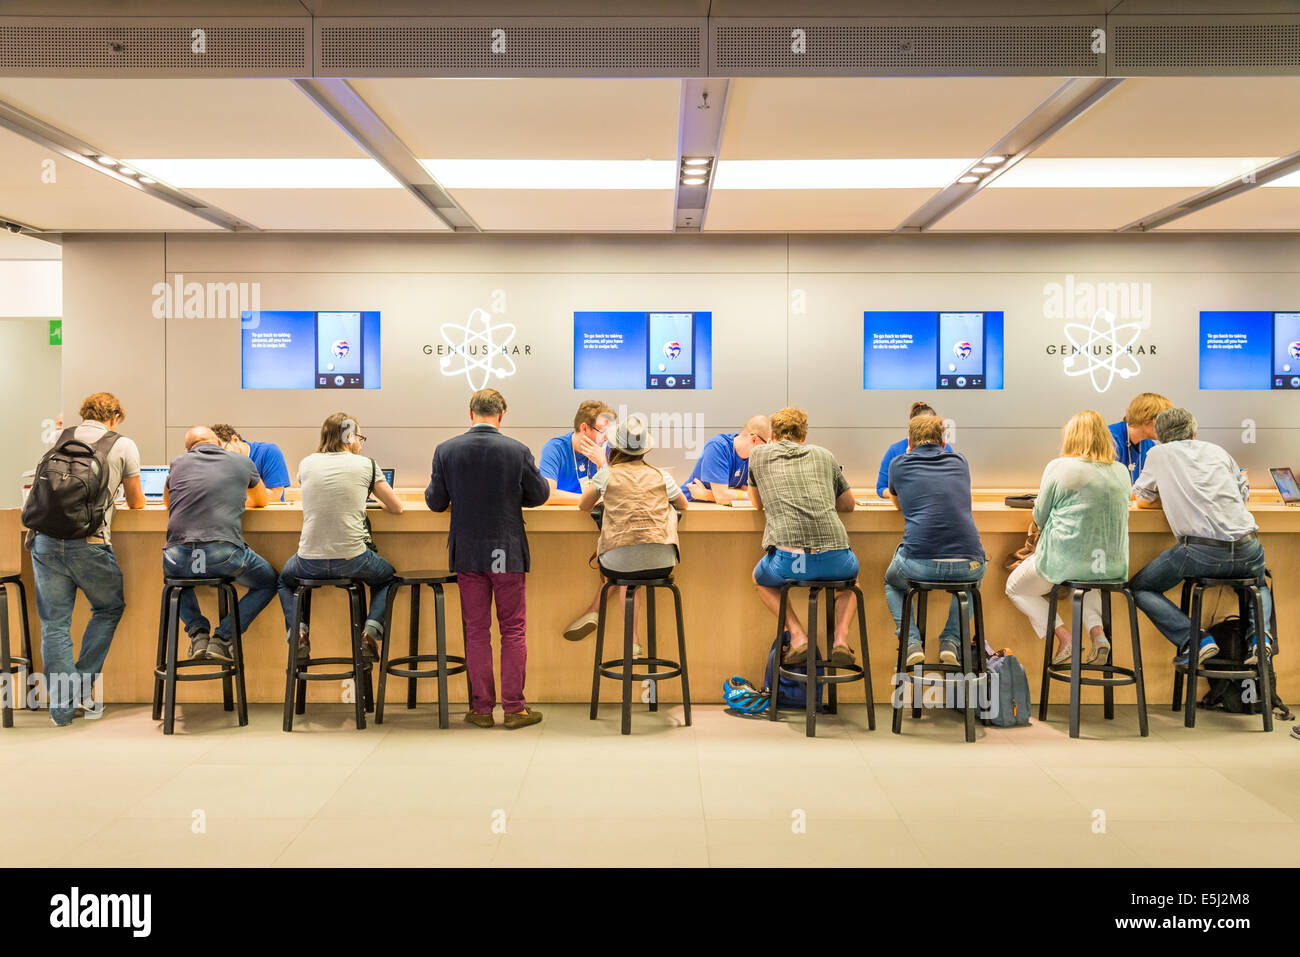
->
[884, 548, 986, 645]
[1129, 539, 1271, 651]
[277, 550, 396, 634]
[31, 533, 126, 724]
[752, 547, 860, 588]
[162, 541, 278, 640]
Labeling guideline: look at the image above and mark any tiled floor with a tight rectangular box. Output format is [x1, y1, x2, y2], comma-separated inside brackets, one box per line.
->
[3, 701, 1297, 867]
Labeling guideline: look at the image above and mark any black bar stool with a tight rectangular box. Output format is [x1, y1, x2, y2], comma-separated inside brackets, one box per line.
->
[152, 576, 248, 735]
[283, 578, 371, 732]
[893, 579, 985, 742]
[1037, 580, 1148, 739]
[0, 573, 35, 728]
[1172, 577, 1273, 732]
[767, 578, 873, 738]
[377, 571, 469, 729]
[589, 576, 690, 735]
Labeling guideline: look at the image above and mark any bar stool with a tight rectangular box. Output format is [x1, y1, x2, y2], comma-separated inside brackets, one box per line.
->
[377, 571, 469, 729]
[0, 573, 35, 728]
[1037, 580, 1148, 739]
[152, 576, 248, 735]
[768, 578, 873, 738]
[1172, 576, 1273, 732]
[283, 578, 371, 732]
[892, 579, 986, 742]
[589, 575, 691, 735]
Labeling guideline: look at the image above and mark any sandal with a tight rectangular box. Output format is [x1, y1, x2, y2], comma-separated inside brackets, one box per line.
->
[831, 645, 856, 667]
[783, 644, 809, 666]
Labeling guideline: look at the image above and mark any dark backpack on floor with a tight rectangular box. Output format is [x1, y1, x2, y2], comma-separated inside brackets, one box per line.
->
[985, 651, 1031, 727]
[22, 428, 121, 540]
[763, 634, 826, 711]
[1199, 611, 1292, 720]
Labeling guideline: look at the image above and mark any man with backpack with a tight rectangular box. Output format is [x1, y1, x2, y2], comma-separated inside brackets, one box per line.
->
[24, 392, 145, 725]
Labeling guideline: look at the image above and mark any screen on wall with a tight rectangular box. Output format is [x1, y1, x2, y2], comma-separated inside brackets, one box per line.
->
[573, 311, 713, 390]
[863, 311, 1004, 390]
[241, 310, 382, 390]
[1198, 311, 1300, 390]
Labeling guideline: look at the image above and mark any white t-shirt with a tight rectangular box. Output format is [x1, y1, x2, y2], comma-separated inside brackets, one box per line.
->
[297, 452, 376, 560]
[75, 420, 140, 543]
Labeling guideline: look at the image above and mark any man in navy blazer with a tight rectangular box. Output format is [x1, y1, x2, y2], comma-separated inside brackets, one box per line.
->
[426, 388, 550, 730]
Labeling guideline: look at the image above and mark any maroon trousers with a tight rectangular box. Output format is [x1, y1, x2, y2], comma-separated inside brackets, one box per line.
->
[457, 571, 528, 714]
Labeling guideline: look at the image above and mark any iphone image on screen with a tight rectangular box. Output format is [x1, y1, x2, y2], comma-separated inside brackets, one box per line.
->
[936, 312, 986, 390]
[316, 311, 364, 389]
[1271, 312, 1300, 390]
[647, 312, 695, 389]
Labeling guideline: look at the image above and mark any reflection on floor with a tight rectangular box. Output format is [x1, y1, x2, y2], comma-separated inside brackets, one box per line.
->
[3, 702, 1297, 867]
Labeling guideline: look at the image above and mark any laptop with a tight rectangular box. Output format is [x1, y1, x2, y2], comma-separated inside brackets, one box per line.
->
[139, 466, 169, 502]
[1269, 467, 1300, 506]
[366, 467, 395, 508]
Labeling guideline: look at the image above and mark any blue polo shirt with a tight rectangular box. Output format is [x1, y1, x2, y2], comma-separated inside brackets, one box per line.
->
[888, 443, 983, 560]
[876, 437, 952, 497]
[539, 433, 601, 494]
[683, 432, 749, 500]
[247, 440, 291, 501]
[1108, 421, 1152, 486]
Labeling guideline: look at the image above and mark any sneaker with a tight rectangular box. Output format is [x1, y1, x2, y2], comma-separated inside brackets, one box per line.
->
[563, 611, 599, 642]
[905, 641, 925, 667]
[938, 640, 959, 666]
[1086, 636, 1111, 666]
[187, 633, 210, 661]
[464, 711, 494, 728]
[1245, 636, 1275, 666]
[50, 713, 73, 727]
[206, 636, 233, 663]
[286, 624, 310, 660]
[1052, 643, 1072, 666]
[76, 682, 103, 720]
[1291, 725, 1300, 742]
[1174, 635, 1220, 667]
[361, 634, 380, 664]
[503, 707, 543, 730]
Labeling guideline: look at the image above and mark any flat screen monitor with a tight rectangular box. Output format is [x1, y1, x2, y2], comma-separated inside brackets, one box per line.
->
[242, 310, 381, 390]
[863, 310, 1004, 390]
[573, 311, 712, 390]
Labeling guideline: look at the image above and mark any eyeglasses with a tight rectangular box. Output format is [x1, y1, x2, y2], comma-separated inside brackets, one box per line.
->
[355, 434, 368, 446]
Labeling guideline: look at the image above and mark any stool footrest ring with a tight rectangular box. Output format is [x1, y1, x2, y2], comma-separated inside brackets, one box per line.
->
[1047, 663, 1137, 688]
[386, 652, 468, 680]
[778, 663, 867, 685]
[599, 656, 683, 683]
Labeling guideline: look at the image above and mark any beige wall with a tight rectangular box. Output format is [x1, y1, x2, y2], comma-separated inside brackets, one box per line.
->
[59, 232, 1300, 487]
[0, 318, 62, 507]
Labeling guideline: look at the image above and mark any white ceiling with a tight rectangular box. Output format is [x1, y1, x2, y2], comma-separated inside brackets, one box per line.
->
[0, 74, 1296, 235]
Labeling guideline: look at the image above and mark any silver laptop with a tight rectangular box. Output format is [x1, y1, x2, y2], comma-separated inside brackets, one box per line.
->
[139, 466, 169, 502]
[1269, 467, 1300, 506]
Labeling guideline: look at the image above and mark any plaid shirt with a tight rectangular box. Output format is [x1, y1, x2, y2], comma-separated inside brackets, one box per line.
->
[749, 440, 852, 551]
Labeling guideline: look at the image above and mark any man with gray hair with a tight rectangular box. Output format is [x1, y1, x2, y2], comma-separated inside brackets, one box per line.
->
[1130, 408, 1273, 666]
[162, 425, 275, 662]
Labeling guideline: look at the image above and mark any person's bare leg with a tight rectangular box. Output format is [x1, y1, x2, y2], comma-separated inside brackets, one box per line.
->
[1053, 623, 1073, 657]
[831, 591, 856, 647]
[754, 579, 807, 647]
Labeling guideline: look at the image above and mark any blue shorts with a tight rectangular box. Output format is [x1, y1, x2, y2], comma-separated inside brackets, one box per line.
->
[753, 547, 860, 588]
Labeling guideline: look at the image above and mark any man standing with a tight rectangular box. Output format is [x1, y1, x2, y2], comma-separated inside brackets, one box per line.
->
[26, 392, 145, 724]
[211, 424, 292, 501]
[683, 415, 771, 503]
[885, 413, 987, 666]
[1131, 407, 1272, 666]
[426, 389, 550, 729]
[1108, 392, 1173, 485]
[162, 426, 275, 662]
[748, 408, 861, 666]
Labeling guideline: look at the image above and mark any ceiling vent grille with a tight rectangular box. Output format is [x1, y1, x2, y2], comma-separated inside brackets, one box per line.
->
[709, 18, 1103, 76]
[0, 17, 310, 77]
[316, 18, 706, 77]
[1110, 17, 1300, 75]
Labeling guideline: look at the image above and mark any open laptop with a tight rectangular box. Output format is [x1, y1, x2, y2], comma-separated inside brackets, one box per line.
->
[1269, 467, 1300, 506]
[366, 467, 395, 508]
[139, 466, 169, 503]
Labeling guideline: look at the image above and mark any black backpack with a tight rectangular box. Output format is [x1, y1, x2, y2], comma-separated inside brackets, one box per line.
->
[22, 428, 121, 540]
[1199, 613, 1292, 720]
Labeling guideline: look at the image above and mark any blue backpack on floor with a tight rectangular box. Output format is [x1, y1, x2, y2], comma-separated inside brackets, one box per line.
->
[763, 633, 826, 711]
[985, 651, 1031, 727]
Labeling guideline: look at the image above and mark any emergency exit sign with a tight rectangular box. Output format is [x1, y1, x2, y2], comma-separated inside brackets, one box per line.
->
[49, 319, 61, 345]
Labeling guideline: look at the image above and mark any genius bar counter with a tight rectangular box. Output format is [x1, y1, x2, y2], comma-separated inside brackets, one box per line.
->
[3, 494, 1297, 705]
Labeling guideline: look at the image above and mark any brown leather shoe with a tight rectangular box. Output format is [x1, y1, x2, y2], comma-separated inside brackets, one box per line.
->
[464, 711, 494, 728]
[503, 708, 543, 730]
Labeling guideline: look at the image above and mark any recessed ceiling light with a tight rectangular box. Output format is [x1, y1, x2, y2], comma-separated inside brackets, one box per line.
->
[96, 156, 117, 167]
[982, 156, 1007, 165]
[682, 177, 706, 186]
[138, 176, 156, 184]
[683, 158, 710, 167]
[422, 159, 675, 190]
[958, 175, 980, 184]
[125, 159, 402, 189]
[713, 159, 974, 190]
[971, 166, 992, 174]
[118, 168, 137, 177]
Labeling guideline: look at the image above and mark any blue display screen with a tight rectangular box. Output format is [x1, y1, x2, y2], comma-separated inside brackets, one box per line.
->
[242, 310, 381, 390]
[1198, 311, 1284, 390]
[863, 311, 1003, 390]
[573, 311, 712, 390]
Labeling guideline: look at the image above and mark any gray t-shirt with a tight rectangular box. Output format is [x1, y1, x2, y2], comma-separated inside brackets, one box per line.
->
[74, 420, 140, 544]
[164, 443, 260, 549]
[297, 451, 376, 560]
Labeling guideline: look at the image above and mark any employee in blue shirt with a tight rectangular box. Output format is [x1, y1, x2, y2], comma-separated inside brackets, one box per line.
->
[875, 401, 951, 498]
[683, 415, 771, 503]
[540, 400, 617, 641]
[212, 424, 292, 501]
[1107, 392, 1172, 485]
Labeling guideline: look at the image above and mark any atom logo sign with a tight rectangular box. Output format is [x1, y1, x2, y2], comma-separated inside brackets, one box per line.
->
[427, 308, 533, 391]
[1060, 309, 1143, 393]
